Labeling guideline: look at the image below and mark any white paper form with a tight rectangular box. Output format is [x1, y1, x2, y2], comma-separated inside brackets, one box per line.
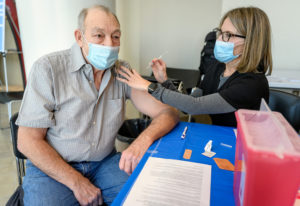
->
[123, 157, 211, 206]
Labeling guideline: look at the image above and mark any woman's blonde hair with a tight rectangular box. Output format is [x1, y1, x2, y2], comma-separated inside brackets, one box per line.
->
[220, 7, 272, 74]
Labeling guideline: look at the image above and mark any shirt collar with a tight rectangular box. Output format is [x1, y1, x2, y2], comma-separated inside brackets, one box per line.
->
[70, 43, 87, 73]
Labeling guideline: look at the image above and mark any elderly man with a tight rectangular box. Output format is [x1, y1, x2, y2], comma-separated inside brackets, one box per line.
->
[17, 5, 178, 206]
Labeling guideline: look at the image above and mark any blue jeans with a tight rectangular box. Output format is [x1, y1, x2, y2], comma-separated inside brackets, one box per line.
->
[23, 151, 129, 206]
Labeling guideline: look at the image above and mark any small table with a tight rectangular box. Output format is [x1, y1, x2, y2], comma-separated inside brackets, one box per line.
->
[0, 85, 23, 92]
[113, 122, 237, 206]
[267, 69, 300, 95]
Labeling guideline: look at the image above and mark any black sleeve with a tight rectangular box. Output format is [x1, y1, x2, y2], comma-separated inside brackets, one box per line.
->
[219, 74, 269, 110]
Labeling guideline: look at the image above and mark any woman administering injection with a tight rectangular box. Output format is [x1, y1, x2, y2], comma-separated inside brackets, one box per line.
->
[117, 7, 272, 127]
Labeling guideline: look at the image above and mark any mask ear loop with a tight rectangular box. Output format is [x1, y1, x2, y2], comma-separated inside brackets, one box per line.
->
[233, 41, 245, 56]
[229, 41, 244, 67]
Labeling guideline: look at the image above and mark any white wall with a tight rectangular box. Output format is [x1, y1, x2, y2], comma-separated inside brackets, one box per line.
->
[116, 0, 222, 118]
[116, 0, 141, 71]
[222, 0, 300, 74]
[118, 0, 300, 76]
[116, 0, 141, 118]
[14, 1, 300, 80]
[16, 0, 116, 76]
[117, 0, 222, 75]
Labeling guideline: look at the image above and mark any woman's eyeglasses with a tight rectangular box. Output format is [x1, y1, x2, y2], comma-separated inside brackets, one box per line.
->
[215, 28, 246, 42]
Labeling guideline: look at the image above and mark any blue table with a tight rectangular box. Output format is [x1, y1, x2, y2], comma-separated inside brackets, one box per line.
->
[113, 122, 237, 206]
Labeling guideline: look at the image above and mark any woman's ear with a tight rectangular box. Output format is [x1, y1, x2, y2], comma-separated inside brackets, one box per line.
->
[234, 41, 245, 56]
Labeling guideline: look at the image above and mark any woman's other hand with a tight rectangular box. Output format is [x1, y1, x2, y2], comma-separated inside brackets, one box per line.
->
[116, 66, 151, 91]
[151, 58, 168, 83]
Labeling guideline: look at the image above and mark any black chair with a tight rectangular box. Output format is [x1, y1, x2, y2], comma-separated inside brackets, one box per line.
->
[142, 75, 183, 92]
[0, 92, 23, 123]
[165, 67, 200, 91]
[8, 113, 109, 206]
[144, 68, 200, 122]
[117, 118, 152, 144]
[268, 89, 300, 132]
[10, 112, 26, 185]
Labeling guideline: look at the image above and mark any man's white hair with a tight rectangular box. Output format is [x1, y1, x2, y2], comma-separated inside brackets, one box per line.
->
[78, 5, 120, 33]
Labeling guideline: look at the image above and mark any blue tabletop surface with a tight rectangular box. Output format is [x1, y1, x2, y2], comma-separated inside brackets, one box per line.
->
[112, 122, 237, 206]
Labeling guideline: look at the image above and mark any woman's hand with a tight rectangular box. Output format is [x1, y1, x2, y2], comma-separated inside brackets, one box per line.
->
[151, 58, 168, 83]
[116, 66, 151, 91]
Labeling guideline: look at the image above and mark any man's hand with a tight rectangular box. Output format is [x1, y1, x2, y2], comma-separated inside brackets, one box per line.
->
[18, 126, 103, 206]
[71, 175, 103, 206]
[119, 136, 152, 175]
[119, 70, 179, 175]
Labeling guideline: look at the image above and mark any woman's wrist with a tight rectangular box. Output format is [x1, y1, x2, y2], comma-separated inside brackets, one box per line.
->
[158, 76, 168, 84]
[143, 81, 151, 91]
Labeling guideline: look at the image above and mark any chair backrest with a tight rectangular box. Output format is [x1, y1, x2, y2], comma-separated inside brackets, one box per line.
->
[117, 119, 152, 144]
[10, 112, 27, 159]
[165, 67, 200, 90]
[268, 89, 300, 132]
[197, 29, 218, 87]
[144, 75, 183, 91]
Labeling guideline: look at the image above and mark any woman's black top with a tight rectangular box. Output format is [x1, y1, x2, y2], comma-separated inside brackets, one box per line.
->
[200, 62, 269, 127]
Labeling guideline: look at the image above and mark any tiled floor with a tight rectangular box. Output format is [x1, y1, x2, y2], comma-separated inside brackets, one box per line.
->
[0, 102, 21, 205]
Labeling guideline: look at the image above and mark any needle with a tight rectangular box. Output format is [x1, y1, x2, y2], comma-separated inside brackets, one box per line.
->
[146, 51, 169, 69]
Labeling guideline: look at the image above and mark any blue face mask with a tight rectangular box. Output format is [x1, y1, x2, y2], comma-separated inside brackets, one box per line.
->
[82, 33, 119, 70]
[214, 40, 239, 63]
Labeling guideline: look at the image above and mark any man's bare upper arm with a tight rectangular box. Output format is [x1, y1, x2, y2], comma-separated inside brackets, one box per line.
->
[18, 126, 48, 139]
[130, 88, 176, 118]
[17, 126, 47, 159]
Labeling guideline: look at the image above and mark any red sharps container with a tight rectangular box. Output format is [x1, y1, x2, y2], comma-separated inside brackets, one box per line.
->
[234, 109, 300, 206]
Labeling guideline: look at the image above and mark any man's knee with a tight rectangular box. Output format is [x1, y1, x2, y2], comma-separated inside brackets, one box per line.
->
[23, 162, 78, 206]
[96, 153, 129, 204]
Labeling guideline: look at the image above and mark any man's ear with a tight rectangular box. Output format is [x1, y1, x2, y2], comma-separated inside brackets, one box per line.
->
[75, 29, 84, 47]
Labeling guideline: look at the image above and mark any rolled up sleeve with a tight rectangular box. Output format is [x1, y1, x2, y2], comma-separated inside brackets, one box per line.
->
[16, 57, 56, 128]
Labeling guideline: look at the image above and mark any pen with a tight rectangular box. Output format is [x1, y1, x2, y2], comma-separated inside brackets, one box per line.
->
[220, 142, 232, 148]
[181, 126, 188, 139]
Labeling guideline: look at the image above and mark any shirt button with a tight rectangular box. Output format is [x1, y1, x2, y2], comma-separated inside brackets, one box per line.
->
[89, 81, 92, 84]
[93, 121, 96, 125]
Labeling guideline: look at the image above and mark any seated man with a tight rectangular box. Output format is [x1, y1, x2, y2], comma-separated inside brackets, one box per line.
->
[16, 5, 178, 206]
